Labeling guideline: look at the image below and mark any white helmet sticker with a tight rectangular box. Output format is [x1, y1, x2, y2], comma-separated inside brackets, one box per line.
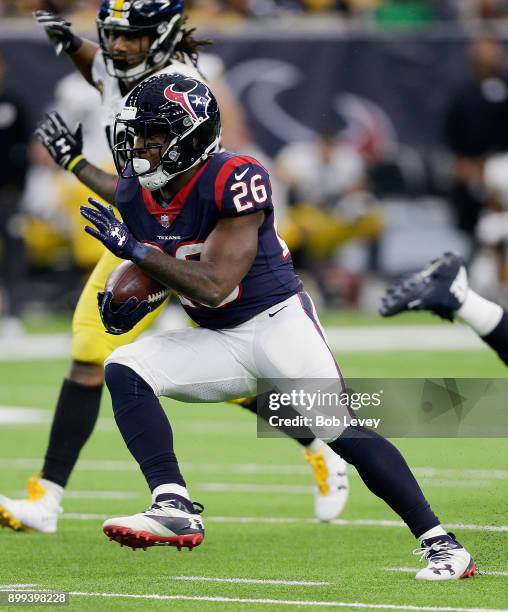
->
[121, 106, 138, 120]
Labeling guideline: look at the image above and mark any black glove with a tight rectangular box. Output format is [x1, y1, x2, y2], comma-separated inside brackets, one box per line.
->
[98, 291, 152, 335]
[35, 111, 87, 174]
[33, 10, 82, 55]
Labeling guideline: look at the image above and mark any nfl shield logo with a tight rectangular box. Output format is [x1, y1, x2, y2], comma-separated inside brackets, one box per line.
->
[160, 214, 170, 228]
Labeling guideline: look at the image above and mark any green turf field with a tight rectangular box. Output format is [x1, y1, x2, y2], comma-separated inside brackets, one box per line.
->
[0, 348, 507, 611]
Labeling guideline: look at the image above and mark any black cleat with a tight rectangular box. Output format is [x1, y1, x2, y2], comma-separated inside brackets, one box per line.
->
[379, 252, 468, 321]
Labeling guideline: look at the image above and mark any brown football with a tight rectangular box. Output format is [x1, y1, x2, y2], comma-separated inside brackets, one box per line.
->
[105, 260, 170, 310]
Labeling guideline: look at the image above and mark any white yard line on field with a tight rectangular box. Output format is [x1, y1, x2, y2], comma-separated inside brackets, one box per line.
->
[63, 513, 108, 521]
[3, 458, 508, 481]
[384, 568, 508, 578]
[388, 568, 508, 578]
[0, 335, 70, 360]
[1, 586, 505, 611]
[197, 480, 489, 492]
[0, 324, 486, 361]
[0, 458, 136, 471]
[0, 408, 49, 425]
[324, 325, 485, 353]
[61, 513, 508, 533]
[14, 490, 138, 500]
[171, 576, 330, 586]
[411, 468, 508, 481]
[43, 591, 508, 611]
[3, 475, 488, 502]
[199, 483, 311, 494]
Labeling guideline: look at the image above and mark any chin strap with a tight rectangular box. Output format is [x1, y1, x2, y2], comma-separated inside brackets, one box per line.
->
[139, 165, 171, 191]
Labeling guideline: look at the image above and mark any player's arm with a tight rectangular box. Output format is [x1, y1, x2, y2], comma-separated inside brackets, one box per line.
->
[80, 198, 264, 307]
[138, 212, 264, 307]
[35, 112, 118, 206]
[67, 40, 99, 87]
[34, 11, 98, 86]
[74, 164, 118, 206]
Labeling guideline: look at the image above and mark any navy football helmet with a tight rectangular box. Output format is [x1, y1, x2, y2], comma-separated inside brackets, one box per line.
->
[97, 0, 184, 81]
[113, 73, 221, 190]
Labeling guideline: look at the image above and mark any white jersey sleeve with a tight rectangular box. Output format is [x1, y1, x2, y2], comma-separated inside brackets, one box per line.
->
[53, 71, 110, 166]
[155, 58, 202, 81]
[91, 49, 108, 90]
[197, 53, 225, 83]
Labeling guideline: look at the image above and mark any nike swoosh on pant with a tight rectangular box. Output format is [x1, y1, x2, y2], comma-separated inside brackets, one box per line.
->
[268, 305, 288, 318]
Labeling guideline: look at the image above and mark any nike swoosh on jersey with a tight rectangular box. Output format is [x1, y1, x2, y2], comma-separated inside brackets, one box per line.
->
[234, 168, 249, 181]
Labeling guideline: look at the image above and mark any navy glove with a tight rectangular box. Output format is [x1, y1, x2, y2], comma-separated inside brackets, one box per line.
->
[33, 11, 82, 55]
[98, 291, 151, 335]
[80, 198, 149, 263]
[35, 111, 86, 174]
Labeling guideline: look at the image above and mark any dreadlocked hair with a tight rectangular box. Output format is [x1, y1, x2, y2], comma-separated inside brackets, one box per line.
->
[173, 18, 212, 80]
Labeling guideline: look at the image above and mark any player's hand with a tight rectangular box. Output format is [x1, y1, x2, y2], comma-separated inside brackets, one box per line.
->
[35, 111, 85, 173]
[33, 10, 82, 55]
[81, 198, 149, 263]
[98, 291, 151, 335]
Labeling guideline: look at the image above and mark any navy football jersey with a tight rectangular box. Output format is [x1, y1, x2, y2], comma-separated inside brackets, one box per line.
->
[115, 151, 303, 329]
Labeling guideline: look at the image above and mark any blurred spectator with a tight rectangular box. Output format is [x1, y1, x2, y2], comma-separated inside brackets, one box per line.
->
[470, 151, 508, 287]
[367, 0, 457, 27]
[0, 52, 29, 334]
[277, 127, 365, 210]
[453, 0, 508, 20]
[302, 0, 352, 14]
[20, 139, 70, 268]
[477, 0, 508, 19]
[0, 0, 471, 21]
[444, 33, 508, 238]
[187, 0, 280, 21]
[374, 0, 433, 26]
[0, 0, 95, 17]
[275, 127, 382, 305]
[186, 0, 354, 20]
[22, 71, 111, 272]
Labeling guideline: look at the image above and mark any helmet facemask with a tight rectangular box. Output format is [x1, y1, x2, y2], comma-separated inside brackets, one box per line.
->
[97, 14, 183, 82]
[113, 111, 221, 191]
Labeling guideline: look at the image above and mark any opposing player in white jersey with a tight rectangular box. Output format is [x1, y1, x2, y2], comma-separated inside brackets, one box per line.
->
[0, 0, 347, 535]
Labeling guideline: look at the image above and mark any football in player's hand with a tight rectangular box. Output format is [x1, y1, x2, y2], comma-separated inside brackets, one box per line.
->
[105, 261, 170, 310]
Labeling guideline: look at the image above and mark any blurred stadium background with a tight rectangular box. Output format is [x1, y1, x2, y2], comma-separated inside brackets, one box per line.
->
[2, 0, 508, 332]
[1, 4, 508, 608]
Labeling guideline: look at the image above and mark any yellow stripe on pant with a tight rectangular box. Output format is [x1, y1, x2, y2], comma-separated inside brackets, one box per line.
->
[71, 250, 169, 366]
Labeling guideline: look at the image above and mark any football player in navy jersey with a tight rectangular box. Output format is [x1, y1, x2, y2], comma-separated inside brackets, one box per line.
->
[0, 0, 348, 534]
[80, 74, 476, 581]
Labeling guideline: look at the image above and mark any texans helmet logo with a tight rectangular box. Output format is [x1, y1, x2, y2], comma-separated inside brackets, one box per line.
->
[163, 80, 210, 123]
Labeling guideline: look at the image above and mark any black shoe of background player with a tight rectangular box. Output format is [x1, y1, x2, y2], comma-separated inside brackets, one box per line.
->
[379, 252, 468, 321]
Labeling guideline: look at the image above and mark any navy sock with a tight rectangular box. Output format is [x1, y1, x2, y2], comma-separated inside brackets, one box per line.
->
[329, 427, 439, 538]
[104, 363, 185, 491]
[482, 310, 508, 366]
[42, 379, 102, 487]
